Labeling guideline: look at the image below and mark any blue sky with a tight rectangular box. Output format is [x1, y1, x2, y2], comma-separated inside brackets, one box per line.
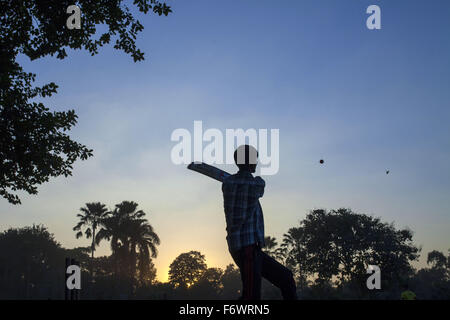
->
[1, 0, 450, 281]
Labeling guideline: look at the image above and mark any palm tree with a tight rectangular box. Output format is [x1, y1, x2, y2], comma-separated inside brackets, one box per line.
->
[95, 211, 125, 278]
[128, 219, 160, 284]
[95, 201, 160, 283]
[73, 202, 110, 269]
[263, 236, 284, 261]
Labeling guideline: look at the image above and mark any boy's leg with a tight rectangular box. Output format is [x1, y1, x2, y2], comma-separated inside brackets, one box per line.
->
[231, 245, 262, 300]
[260, 250, 298, 300]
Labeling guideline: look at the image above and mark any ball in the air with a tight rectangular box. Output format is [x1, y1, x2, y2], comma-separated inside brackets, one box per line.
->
[319, 159, 324, 164]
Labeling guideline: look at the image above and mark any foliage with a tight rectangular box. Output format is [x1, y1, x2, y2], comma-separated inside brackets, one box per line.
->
[168, 251, 207, 289]
[0, 225, 65, 299]
[0, 0, 172, 204]
[95, 201, 160, 287]
[1, 207, 448, 299]
[219, 264, 241, 299]
[262, 236, 284, 262]
[73, 202, 109, 258]
[190, 267, 224, 299]
[0, 59, 93, 204]
[408, 250, 450, 299]
[280, 208, 420, 297]
[427, 250, 448, 270]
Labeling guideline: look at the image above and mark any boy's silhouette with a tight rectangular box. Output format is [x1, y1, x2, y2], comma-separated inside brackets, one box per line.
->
[222, 145, 297, 300]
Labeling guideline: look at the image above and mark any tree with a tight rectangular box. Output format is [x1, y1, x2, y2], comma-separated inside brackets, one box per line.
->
[0, 1, 172, 204]
[168, 251, 207, 289]
[0, 225, 65, 299]
[427, 250, 448, 270]
[96, 201, 140, 277]
[0, 65, 93, 204]
[280, 227, 309, 290]
[95, 209, 124, 277]
[90, 255, 115, 278]
[281, 208, 420, 297]
[137, 258, 157, 286]
[73, 203, 109, 259]
[411, 249, 450, 300]
[191, 267, 224, 299]
[220, 264, 241, 299]
[128, 218, 160, 285]
[73, 202, 110, 278]
[262, 236, 284, 262]
[95, 201, 159, 285]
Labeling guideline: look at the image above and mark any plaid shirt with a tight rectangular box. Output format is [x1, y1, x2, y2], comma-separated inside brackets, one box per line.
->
[222, 170, 266, 252]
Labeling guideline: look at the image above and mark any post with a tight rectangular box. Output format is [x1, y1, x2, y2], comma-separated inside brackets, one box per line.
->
[65, 257, 70, 300]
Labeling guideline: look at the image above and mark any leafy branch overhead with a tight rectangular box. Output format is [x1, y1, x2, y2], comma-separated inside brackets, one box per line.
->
[0, 1, 172, 204]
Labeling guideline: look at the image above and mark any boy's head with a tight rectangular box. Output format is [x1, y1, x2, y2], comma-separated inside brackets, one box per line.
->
[234, 145, 258, 173]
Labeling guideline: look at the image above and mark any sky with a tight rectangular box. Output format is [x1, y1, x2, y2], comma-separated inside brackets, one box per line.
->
[1, 0, 450, 282]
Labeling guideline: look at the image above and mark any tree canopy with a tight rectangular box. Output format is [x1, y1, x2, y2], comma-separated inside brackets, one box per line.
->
[1, 208, 449, 299]
[0, 0, 172, 204]
[168, 251, 208, 289]
[281, 208, 420, 294]
[0, 225, 66, 298]
[94, 201, 160, 286]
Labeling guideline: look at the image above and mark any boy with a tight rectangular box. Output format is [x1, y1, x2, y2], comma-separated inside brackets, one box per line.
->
[222, 145, 297, 300]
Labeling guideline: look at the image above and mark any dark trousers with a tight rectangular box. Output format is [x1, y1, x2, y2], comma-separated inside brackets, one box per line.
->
[230, 244, 298, 300]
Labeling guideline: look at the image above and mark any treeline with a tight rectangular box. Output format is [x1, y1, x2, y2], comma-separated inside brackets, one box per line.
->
[0, 203, 449, 299]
